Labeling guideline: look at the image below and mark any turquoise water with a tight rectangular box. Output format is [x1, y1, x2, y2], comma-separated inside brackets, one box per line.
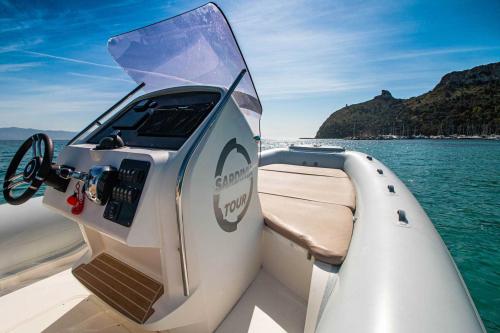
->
[1, 139, 499, 331]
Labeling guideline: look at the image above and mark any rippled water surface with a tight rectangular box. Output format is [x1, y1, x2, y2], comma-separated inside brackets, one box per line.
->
[1, 139, 499, 331]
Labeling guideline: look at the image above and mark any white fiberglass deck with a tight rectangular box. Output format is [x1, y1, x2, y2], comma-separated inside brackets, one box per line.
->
[216, 269, 307, 333]
[0, 269, 150, 333]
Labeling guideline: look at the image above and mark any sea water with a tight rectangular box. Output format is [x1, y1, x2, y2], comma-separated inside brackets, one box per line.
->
[1, 139, 499, 331]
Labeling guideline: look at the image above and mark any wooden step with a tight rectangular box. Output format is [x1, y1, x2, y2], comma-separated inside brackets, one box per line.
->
[73, 253, 163, 324]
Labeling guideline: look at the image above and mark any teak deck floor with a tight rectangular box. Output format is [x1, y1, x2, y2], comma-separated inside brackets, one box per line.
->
[73, 252, 163, 324]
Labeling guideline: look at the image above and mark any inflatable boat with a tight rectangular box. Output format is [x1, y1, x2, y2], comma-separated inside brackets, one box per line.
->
[0, 3, 485, 332]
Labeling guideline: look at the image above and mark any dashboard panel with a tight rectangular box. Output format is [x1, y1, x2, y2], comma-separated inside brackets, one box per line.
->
[42, 145, 167, 246]
[87, 91, 221, 150]
[103, 159, 150, 227]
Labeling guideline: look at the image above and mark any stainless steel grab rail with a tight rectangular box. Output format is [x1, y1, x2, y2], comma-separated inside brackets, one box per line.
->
[175, 69, 247, 296]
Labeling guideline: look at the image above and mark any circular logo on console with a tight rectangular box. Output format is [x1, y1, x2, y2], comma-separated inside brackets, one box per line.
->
[213, 138, 253, 232]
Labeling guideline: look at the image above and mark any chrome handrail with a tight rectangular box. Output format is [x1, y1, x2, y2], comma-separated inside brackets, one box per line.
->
[175, 69, 247, 296]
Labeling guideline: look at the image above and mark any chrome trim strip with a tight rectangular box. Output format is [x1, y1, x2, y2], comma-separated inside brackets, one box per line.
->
[175, 69, 247, 296]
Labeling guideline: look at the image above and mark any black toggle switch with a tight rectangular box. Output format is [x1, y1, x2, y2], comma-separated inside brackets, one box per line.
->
[104, 201, 121, 221]
[103, 159, 150, 227]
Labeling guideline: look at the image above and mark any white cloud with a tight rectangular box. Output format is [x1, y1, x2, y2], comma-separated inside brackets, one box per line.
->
[0, 77, 130, 130]
[68, 72, 133, 83]
[0, 38, 44, 53]
[220, 0, 406, 102]
[21, 50, 120, 70]
[0, 62, 41, 72]
[372, 46, 500, 62]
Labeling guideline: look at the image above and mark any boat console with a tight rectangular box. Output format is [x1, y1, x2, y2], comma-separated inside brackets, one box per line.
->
[36, 82, 262, 331]
[0, 76, 257, 330]
[0, 4, 267, 329]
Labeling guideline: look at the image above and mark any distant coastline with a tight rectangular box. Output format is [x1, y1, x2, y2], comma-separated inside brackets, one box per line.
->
[301, 135, 500, 140]
[344, 134, 500, 140]
[0, 127, 76, 140]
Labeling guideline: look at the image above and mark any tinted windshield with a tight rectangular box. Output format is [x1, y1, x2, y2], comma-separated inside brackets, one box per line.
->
[107, 3, 261, 132]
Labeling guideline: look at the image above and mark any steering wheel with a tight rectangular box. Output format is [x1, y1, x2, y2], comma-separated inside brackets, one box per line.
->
[3, 133, 54, 205]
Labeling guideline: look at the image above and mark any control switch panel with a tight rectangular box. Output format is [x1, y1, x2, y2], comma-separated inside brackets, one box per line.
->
[103, 159, 150, 227]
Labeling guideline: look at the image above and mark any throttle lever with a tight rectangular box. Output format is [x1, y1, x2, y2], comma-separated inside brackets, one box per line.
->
[57, 167, 88, 181]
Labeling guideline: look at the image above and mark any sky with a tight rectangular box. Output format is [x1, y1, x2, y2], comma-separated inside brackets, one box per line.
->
[0, 0, 499, 139]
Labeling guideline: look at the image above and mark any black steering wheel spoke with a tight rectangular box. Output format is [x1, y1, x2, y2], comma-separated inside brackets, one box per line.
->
[7, 173, 24, 183]
[2, 133, 54, 205]
[4, 179, 29, 191]
[32, 134, 42, 158]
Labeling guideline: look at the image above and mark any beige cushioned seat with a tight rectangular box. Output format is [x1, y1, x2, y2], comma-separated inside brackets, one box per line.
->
[258, 164, 355, 265]
[259, 165, 355, 211]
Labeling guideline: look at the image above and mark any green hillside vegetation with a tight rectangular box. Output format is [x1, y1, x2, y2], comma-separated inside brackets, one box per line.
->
[316, 62, 500, 138]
